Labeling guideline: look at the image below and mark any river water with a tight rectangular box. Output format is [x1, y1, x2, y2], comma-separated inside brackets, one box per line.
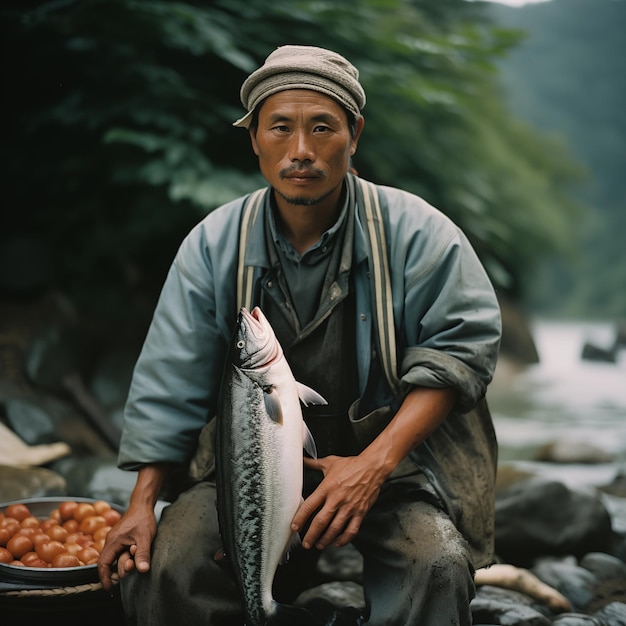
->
[488, 319, 626, 531]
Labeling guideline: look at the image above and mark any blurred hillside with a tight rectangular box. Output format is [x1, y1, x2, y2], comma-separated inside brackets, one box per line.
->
[487, 0, 626, 318]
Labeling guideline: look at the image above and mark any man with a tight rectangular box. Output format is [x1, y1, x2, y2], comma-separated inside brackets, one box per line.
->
[98, 45, 501, 626]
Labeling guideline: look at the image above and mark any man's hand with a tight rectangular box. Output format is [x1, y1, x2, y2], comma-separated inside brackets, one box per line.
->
[291, 387, 458, 551]
[96, 462, 169, 592]
[96, 502, 157, 592]
[291, 454, 387, 550]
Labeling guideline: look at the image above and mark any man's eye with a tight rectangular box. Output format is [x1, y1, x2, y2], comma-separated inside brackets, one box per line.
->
[272, 125, 290, 132]
[314, 125, 330, 133]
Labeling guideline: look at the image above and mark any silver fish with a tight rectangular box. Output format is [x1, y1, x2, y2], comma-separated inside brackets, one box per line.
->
[216, 306, 325, 625]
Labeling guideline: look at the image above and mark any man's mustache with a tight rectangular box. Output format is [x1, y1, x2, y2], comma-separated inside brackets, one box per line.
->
[279, 164, 327, 179]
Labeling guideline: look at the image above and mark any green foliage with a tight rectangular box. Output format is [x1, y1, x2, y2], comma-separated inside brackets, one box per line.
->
[1, 0, 583, 315]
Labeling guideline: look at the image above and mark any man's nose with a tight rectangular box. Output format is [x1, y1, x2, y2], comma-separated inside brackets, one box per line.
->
[289, 130, 315, 162]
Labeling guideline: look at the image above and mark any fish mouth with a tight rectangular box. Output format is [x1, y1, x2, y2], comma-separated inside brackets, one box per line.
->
[239, 307, 282, 367]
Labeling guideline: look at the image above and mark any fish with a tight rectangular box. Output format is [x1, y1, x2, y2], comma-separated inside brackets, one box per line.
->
[216, 306, 326, 626]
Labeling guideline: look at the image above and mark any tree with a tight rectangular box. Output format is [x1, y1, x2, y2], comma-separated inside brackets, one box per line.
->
[1, 0, 582, 316]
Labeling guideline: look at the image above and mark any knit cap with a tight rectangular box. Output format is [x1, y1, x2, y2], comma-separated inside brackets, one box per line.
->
[233, 45, 366, 128]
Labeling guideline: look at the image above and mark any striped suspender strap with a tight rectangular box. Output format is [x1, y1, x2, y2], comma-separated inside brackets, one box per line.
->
[357, 177, 401, 393]
[236, 188, 266, 312]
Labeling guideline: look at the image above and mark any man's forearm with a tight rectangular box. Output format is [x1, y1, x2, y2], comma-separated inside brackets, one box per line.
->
[361, 386, 458, 480]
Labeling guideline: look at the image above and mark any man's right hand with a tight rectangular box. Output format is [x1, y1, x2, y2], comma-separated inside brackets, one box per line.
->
[96, 463, 170, 592]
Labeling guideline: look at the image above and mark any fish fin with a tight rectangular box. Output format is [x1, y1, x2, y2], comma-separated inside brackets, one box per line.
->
[263, 386, 283, 424]
[279, 531, 302, 565]
[302, 421, 318, 459]
[296, 382, 328, 407]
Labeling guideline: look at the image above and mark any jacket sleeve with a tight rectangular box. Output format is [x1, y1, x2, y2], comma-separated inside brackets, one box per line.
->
[384, 187, 502, 412]
[117, 204, 241, 470]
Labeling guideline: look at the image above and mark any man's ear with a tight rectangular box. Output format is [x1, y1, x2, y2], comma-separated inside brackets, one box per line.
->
[350, 116, 365, 156]
[249, 128, 260, 156]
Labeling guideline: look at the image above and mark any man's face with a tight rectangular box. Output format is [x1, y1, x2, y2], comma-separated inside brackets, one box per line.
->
[249, 90, 363, 210]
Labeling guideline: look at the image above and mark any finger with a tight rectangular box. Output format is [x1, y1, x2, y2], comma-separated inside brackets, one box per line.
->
[291, 492, 325, 535]
[307, 509, 354, 550]
[300, 504, 342, 550]
[331, 515, 364, 548]
[116, 550, 135, 579]
[303, 457, 323, 470]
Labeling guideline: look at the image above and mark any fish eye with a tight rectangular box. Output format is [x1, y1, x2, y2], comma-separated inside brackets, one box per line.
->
[236, 340, 245, 349]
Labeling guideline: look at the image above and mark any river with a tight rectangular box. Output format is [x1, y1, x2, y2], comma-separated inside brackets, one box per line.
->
[488, 319, 626, 531]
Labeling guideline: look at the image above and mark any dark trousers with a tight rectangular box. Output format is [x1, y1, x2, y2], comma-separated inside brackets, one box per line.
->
[120, 464, 475, 626]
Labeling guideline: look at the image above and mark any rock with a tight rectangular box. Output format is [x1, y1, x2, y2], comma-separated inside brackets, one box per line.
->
[295, 581, 365, 625]
[534, 440, 615, 464]
[532, 556, 598, 612]
[497, 295, 540, 365]
[580, 553, 626, 583]
[317, 544, 363, 582]
[593, 602, 626, 625]
[495, 478, 614, 565]
[0, 463, 66, 502]
[470, 585, 552, 625]
[581, 341, 617, 363]
[550, 614, 606, 625]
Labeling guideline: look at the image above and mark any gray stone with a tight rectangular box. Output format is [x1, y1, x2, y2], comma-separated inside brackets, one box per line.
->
[580, 552, 626, 583]
[471, 585, 552, 625]
[495, 478, 614, 565]
[594, 602, 626, 626]
[532, 556, 598, 612]
[0, 463, 66, 502]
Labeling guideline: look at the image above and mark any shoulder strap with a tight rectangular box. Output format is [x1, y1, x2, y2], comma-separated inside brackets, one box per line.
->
[236, 188, 266, 312]
[236, 180, 400, 394]
[356, 177, 400, 393]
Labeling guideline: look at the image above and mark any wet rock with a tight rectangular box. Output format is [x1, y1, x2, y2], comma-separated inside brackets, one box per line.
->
[532, 556, 598, 611]
[495, 478, 614, 565]
[550, 614, 606, 625]
[0, 463, 66, 502]
[580, 553, 626, 583]
[534, 440, 615, 464]
[470, 585, 552, 625]
[295, 581, 365, 625]
[593, 601, 626, 625]
[497, 295, 540, 364]
[317, 544, 363, 582]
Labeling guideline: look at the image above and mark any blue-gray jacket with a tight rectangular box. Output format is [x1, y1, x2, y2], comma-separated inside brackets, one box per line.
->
[118, 175, 501, 567]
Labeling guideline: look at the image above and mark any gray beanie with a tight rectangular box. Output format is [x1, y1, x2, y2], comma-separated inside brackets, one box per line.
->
[233, 45, 366, 128]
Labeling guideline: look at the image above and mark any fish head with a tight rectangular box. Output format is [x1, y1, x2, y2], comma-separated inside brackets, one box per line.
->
[234, 307, 283, 370]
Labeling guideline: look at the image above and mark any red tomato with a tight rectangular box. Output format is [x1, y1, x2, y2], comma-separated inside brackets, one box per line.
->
[62, 519, 79, 533]
[35, 540, 65, 564]
[52, 553, 81, 568]
[5, 503, 31, 522]
[79, 515, 107, 536]
[59, 501, 78, 521]
[0, 547, 13, 563]
[93, 525, 111, 542]
[92, 500, 111, 515]
[77, 546, 100, 565]
[40, 518, 59, 531]
[73, 503, 96, 522]
[7, 534, 33, 559]
[20, 516, 40, 530]
[102, 509, 122, 526]
[45, 525, 68, 543]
